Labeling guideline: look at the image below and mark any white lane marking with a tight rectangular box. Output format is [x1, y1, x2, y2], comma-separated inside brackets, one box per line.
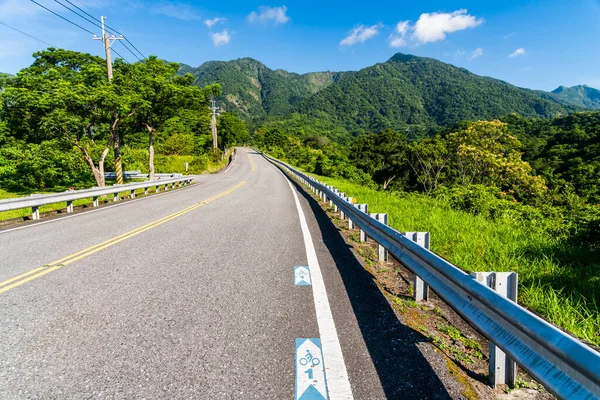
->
[278, 169, 354, 400]
[295, 266, 312, 286]
[0, 181, 198, 235]
[296, 338, 328, 400]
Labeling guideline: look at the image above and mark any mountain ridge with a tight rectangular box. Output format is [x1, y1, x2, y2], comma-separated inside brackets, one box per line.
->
[179, 53, 589, 133]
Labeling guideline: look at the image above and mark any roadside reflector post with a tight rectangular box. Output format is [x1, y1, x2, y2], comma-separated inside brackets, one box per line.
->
[355, 204, 368, 238]
[344, 197, 354, 225]
[404, 232, 431, 302]
[31, 206, 40, 220]
[93, 196, 99, 207]
[66, 200, 74, 213]
[470, 271, 518, 388]
[370, 213, 388, 261]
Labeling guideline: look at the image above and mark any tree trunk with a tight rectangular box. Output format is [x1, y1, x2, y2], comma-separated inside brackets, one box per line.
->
[112, 116, 123, 185]
[75, 143, 109, 187]
[145, 124, 155, 180]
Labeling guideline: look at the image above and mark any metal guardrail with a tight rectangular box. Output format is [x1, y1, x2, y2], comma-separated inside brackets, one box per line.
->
[0, 176, 194, 220]
[104, 171, 183, 179]
[263, 153, 600, 400]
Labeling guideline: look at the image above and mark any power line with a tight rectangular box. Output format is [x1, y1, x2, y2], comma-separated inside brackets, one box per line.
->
[29, 0, 96, 36]
[46, 0, 143, 62]
[52, 0, 116, 36]
[62, 0, 146, 59]
[118, 41, 142, 62]
[111, 47, 129, 64]
[0, 21, 57, 48]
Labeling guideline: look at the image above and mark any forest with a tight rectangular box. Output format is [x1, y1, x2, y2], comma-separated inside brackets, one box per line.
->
[0, 48, 249, 195]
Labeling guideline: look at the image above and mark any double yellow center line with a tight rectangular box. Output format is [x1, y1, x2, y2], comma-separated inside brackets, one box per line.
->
[0, 181, 247, 295]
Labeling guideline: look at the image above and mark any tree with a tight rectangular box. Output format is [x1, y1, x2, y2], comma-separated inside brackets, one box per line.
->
[1, 49, 118, 186]
[445, 120, 547, 199]
[350, 129, 408, 189]
[217, 112, 248, 149]
[121, 57, 218, 179]
[407, 135, 451, 193]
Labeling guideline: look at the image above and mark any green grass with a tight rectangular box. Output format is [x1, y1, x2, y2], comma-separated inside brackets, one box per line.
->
[308, 174, 600, 347]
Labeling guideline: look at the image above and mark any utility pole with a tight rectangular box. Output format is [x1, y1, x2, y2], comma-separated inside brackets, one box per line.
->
[93, 16, 123, 81]
[210, 99, 220, 149]
[94, 16, 125, 184]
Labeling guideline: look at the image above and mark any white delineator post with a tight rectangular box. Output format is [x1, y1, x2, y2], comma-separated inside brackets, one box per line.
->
[404, 232, 431, 302]
[355, 204, 368, 241]
[369, 213, 388, 261]
[470, 271, 518, 388]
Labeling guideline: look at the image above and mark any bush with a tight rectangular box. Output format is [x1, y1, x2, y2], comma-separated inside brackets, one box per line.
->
[0, 141, 92, 191]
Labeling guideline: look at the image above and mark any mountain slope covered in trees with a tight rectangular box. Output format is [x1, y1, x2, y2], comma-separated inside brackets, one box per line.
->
[547, 85, 600, 109]
[180, 58, 344, 117]
[182, 53, 583, 135]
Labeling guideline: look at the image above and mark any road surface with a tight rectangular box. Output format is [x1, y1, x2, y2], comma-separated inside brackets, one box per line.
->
[0, 148, 454, 399]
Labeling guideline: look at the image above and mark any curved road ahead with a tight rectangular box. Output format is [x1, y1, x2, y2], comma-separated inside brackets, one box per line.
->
[0, 149, 453, 399]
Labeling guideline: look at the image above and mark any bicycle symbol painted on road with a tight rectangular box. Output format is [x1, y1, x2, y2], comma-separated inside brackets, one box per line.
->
[299, 349, 321, 367]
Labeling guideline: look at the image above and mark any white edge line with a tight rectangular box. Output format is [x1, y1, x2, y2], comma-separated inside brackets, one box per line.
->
[275, 167, 354, 400]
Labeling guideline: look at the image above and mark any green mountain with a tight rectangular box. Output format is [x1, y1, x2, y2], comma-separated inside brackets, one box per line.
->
[180, 58, 344, 117]
[548, 85, 600, 109]
[181, 53, 578, 133]
[295, 54, 575, 132]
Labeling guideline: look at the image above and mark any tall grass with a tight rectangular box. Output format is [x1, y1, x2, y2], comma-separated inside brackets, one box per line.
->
[312, 174, 600, 347]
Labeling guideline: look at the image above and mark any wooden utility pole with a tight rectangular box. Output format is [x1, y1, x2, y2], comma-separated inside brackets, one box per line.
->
[210, 99, 220, 149]
[93, 16, 123, 81]
[94, 17, 125, 183]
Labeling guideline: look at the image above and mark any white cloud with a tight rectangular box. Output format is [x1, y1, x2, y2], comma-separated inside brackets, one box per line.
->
[509, 48, 527, 58]
[340, 23, 382, 46]
[204, 17, 227, 28]
[247, 6, 289, 25]
[470, 47, 483, 60]
[503, 32, 516, 39]
[211, 30, 230, 46]
[412, 9, 483, 44]
[389, 20, 410, 48]
[152, 1, 202, 20]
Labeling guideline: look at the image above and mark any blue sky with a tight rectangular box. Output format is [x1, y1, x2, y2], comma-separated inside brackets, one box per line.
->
[1, 0, 599, 91]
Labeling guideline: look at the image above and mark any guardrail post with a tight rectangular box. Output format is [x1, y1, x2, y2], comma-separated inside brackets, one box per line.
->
[354, 204, 369, 241]
[144, 187, 149, 195]
[66, 200, 74, 213]
[155, 185, 160, 193]
[404, 232, 431, 302]
[370, 213, 388, 261]
[113, 192, 119, 202]
[342, 197, 353, 223]
[471, 271, 518, 388]
[130, 189, 135, 199]
[93, 196, 99, 207]
[31, 206, 40, 220]
[164, 184, 168, 191]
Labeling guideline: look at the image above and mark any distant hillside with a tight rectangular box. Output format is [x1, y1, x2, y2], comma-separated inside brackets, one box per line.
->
[180, 53, 578, 133]
[547, 85, 600, 109]
[295, 54, 576, 132]
[180, 58, 344, 117]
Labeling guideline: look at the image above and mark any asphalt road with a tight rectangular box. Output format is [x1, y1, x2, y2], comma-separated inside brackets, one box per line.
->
[0, 148, 454, 399]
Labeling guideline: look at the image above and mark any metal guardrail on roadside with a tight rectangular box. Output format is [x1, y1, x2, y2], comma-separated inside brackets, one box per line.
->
[0, 176, 194, 220]
[104, 171, 183, 179]
[262, 153, 600, 400]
